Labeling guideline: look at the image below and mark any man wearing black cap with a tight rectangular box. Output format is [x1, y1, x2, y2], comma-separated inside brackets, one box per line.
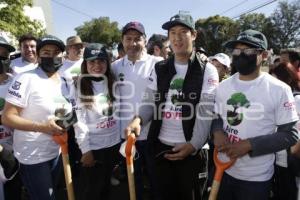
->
[111, 21, 162, 200]
[2, 35, 72, 200]
[126, 13, 219, 200]
[211, 30, 299, 199]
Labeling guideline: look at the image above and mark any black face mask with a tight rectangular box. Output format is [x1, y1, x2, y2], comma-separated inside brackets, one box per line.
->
[89, 77, 104, 82]
[0, 56, 10, 74]
[40, 57, 63, 73]
[232, 53, 257, 75]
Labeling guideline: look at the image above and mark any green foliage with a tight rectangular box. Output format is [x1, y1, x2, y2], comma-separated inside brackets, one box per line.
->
[195, 0, 299, 55]
[227, 93, 250, 111]
[170, 78, 184, 91]
[75, 17, 121, 48]
[195, 15, 239, 55]
[0, 0, 45, 38]
[270, 0, 300, 53]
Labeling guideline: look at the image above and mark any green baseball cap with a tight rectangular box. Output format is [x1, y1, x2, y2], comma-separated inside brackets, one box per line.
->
[37, 35, 65, 52]
[224, 29, 268, 50]
[162, 13, 195, 31]
[83, 43, 108, 61]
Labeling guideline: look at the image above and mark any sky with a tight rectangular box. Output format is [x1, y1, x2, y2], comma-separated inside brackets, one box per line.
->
[51, 0, 286, 42]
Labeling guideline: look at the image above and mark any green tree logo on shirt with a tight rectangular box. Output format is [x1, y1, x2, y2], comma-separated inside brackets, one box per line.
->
[226, 92, 250, 126]
[0, 98, 5, 111]
[170, 78, 184, 105]
[118, 73, 124, 81]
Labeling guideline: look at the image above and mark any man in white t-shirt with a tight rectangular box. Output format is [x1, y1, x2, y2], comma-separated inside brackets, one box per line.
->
[10, 34, 38, 76]
[58, 35, 84, 82]
[111, 21, 162, 200]
[212, 30, 299, 200]
[126, 13, 219, 200]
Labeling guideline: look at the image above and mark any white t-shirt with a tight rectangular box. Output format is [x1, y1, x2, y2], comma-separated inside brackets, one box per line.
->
[5, 67, 72, 165]
[215, 72, 299, 181]
[58, 58, 83, 82]
[111, 53, 162, 140]
[0, 75, 13, 152]
[148, 61, 218, 145]
[72, 80, 121, 154]
[10, 57, 38, 76]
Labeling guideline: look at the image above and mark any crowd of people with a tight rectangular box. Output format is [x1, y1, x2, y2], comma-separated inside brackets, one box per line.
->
[0, 12, 299, 200]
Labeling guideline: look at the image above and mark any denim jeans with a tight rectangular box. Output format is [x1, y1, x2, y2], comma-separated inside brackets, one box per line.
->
[19, 155, 62, 200]
[217, 172, 272, 200]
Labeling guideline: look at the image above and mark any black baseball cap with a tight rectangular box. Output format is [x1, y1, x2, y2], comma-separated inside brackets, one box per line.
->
[83, 43, 108, 61]
[37, 35, 65, 52]
[0, 36, 15, 52]
[122, 21, 146, 36]
[162, 13, 195, 31]
[224, 29, 268, 50]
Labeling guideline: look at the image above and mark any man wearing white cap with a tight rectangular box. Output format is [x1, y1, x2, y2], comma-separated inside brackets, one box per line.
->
[210, 53, 230, 82]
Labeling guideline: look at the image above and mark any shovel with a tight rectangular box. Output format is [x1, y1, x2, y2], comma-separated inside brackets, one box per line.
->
[208, 148, 235, 200]
[125, 133, 136, 200]
[53, 133, 75, 200]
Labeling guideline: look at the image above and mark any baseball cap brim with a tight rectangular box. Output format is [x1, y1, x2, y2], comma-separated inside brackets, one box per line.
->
[0, 43, 15, 52]
[224, 40, 261, 50]
[162, 21, 194, 30]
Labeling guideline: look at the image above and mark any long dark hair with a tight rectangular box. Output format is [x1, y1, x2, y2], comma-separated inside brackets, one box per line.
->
[78, 59, 115, 106]
[271, 62, 300, 91]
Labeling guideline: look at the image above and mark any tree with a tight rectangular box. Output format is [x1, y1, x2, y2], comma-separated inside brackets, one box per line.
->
[195, 15, 238, 55]
[227, 92, 250, 113]
[0, 0, 45, 38]
[75, 17, 121, 48]
[270, 0, 300, 52]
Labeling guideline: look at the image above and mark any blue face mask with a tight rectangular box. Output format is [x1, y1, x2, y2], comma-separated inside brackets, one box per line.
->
[40, 57, 63, 73]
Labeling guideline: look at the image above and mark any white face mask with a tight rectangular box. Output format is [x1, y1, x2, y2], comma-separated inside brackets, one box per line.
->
[119, 140, 136, 158]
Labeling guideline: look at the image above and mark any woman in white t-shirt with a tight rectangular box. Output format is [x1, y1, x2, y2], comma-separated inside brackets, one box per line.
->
[2, 35, 72, 200]
[73, 43, 120, 200]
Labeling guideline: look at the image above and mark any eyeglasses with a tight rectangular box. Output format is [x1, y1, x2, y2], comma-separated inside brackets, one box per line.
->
[231, 48, 262, 56]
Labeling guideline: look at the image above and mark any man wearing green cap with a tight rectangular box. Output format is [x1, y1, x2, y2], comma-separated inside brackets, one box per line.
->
[125, 13, 219, 199]
[211, 30, 299, 199]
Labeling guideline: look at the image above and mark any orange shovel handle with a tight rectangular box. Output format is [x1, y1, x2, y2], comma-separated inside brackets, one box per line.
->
[52, 132, 68, 155]
[125, 134, 136, 165]
[213, 148, 235, 182]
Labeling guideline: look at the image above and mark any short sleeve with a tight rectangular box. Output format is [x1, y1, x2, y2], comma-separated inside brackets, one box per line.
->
[275, 86, 299, 125]
[5, 74, 31, 108]
[201, 63, 219, 95]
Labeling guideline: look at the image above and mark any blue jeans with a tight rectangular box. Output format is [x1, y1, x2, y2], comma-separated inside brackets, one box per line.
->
[217, 172, 272, 200]
[19, 155, 62, 200]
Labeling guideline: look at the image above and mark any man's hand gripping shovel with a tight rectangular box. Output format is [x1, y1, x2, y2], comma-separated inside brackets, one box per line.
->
[126, 133, 137, 200]
[53, 133, 75, 200]
[208, 149, 235, 200]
